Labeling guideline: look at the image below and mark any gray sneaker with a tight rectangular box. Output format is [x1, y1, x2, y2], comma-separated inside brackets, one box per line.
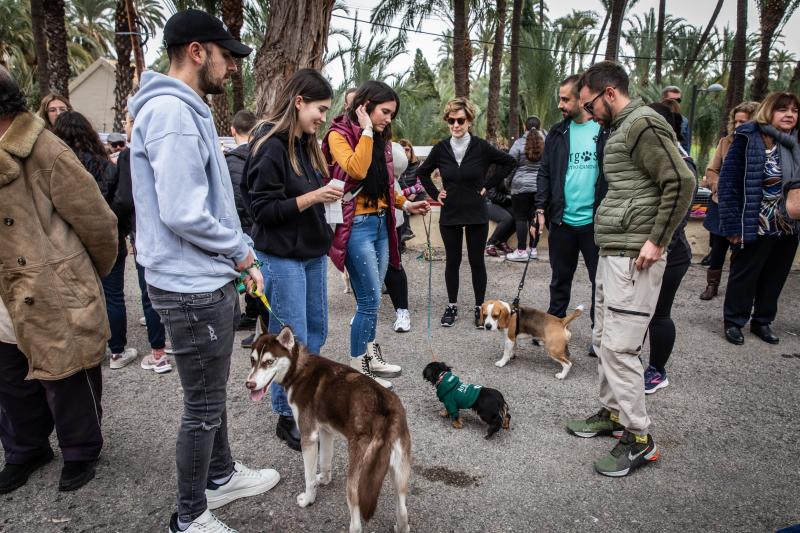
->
[109, 348, 138, 369]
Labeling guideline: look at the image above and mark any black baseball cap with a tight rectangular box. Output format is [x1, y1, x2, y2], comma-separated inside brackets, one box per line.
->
[163, 9, 252, 58]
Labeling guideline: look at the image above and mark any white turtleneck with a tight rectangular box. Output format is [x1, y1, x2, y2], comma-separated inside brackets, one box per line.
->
[450, 132, 471, 166]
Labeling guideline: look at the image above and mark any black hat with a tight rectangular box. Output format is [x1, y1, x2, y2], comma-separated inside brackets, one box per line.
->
[164, 9, 252, 58]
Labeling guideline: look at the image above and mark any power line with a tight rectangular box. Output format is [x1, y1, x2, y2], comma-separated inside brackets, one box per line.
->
[331, 13, 793, 66]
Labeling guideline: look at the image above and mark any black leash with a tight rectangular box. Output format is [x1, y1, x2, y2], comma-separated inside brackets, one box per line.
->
[510, 218, 540, 335]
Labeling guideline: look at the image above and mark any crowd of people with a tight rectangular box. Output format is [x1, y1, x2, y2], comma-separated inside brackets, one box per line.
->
[1, 7, 799, 533]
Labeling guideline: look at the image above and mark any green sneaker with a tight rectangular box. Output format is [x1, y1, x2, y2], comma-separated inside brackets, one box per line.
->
[566, 408, 624, 438]
[594, 431, 660, 477]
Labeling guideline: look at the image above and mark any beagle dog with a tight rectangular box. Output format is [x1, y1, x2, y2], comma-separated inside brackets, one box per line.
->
[479, 300, 583, 379]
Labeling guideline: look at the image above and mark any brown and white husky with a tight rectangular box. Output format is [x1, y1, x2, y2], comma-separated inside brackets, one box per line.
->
[245, 326, 412, 533]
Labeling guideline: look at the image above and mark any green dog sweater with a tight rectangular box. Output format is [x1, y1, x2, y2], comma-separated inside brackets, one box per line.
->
[436, 371, 482, 419]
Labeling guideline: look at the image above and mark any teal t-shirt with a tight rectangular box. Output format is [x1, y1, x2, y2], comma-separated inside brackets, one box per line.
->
[563, 120, 601, 226]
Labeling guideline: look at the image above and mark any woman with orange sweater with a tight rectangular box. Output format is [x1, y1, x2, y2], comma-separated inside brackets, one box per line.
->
[322, 81, 429, 389]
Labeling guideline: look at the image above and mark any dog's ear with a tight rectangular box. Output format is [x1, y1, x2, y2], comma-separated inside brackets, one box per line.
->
[478, 303, 487, 325]
[276, 326, 295, 352]
[497, 305, 510, 330]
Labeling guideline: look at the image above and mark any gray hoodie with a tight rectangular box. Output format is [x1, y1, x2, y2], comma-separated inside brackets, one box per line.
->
[508, 130, 542, 195]
[129, 71, 253, 293]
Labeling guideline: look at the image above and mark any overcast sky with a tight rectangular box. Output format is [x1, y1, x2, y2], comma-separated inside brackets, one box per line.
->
[145, 1, 800, 87]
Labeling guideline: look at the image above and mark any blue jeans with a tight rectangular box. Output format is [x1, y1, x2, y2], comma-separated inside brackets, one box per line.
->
[345, 213, 389, 357]
[147, 282, 239, 523]
[136, 260, 166, 350]
[101, 249, 128, 354]
[256, 252, 328, 417]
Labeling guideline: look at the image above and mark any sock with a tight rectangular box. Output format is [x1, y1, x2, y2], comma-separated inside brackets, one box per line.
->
[609, 412, 620, 424]
[211, 472, 234, 486]
[634, 433, 649, 444]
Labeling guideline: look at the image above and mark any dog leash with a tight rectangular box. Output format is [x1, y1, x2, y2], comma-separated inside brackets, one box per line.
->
[251, 287, 286, 329]
[418, 211, 437, 361]
[510, 219, 540, 336]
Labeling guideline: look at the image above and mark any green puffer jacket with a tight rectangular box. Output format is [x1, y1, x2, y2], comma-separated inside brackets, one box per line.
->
[594, 98, 696, 257]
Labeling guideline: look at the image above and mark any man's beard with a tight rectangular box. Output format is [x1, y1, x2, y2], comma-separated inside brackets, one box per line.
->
[199, 59, 227, 95]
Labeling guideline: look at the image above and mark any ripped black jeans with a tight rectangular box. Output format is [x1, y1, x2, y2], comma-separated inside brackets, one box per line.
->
[147, 282, 239, 523]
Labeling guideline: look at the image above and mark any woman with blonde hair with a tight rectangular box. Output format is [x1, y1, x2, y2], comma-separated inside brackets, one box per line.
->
[243, 68, 342, 450]
[718, 92, 800, 345]
[698, 101, 759, 300]
[37, 93, 72, 128]
[417, 97, 516, 328]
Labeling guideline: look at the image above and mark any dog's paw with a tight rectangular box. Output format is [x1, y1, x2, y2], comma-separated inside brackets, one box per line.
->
[555, 371, 567, 380]
[494, 360, 508, 368]
[439, 408, 449, 418]
[296, 491, 316, 507]
[452, 418, 463, 429]
[316, 471, 332, 486]
[394, 523, 411, 533]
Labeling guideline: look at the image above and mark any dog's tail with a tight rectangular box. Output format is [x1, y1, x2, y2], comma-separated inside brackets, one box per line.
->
[561, 304, 584, 327]
[354, 403, 400, 521]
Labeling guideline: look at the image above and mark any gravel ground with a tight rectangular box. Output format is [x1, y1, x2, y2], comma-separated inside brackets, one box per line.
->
[2, 248, 799, 533]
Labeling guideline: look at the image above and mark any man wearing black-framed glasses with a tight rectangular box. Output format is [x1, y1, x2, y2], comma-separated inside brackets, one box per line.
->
[566, 61, 695, 479]
[662, 86, 690, 153]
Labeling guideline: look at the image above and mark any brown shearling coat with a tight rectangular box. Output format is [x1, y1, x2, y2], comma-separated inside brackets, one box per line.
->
[0, 112, 118, 380]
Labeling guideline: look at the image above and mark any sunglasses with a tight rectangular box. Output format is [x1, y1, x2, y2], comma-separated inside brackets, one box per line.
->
[48, 107, 67, 114]
[446, 117, 467, 125]
[583, 88, 614, 116]
[110, 142, 125, 148]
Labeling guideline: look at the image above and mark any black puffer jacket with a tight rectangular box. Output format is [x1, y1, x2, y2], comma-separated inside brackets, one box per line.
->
[225, 143, 254, 235]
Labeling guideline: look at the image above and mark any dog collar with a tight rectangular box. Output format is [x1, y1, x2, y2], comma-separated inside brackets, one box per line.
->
[435, 372, 446, 387]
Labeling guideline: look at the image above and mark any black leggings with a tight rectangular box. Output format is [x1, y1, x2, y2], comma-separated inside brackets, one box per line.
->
[384, 265, 408, 310]
[511, 193, 536, 250]
[648, 261, 690, 372]
[487, 203, 514, 245]
[440, 223, 489, 306]
[708, 233, 730, 270]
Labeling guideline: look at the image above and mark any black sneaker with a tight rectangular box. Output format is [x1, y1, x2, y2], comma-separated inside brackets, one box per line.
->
[441, 305, 457, 327]
[276, 415, 301, 451]
[474, 306, 484, 329]
[241, 333, 255, 349]
[58, 459, 97, 491]
[0, 449, 54, 494]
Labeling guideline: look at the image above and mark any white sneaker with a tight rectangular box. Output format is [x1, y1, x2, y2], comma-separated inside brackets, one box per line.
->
[169, 509, 237, 533]
[393, 309, 411, 333]
[140, 350, 172, 373]
[350, 354, 393, 389]
[367, 341, 401, 377]
[139, 316, 147, 326]
[527, 247, 538, 259]
[109, 347, 138, 369]
[505, 249, 531, 262]
[205, 461, 280, 510]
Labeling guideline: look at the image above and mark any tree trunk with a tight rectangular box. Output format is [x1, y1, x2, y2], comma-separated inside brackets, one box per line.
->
[254, 0, 335, 116]
[789, 60, 800, 94]
[486, 0, 507, 145]
[43, 0, 69, 97]
[113, 0, 134, 132]
[212, 94, 231, 137]
[592, 7, 610, 64]
[604, 0, 627, 62]
[221, 0, 245, 113]
[654, 0, 665, 85]
[453, 0, 470, 98]
[507, 0, 522, 141]
[30, 0, 50, 100]
[750, 1, 786, 102]
[724, 0, 747, 136]
[682, 0, 724, 78]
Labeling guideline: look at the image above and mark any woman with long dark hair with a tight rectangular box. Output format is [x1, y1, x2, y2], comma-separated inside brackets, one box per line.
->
[243, 69, 341, 450]
[506, 116, 544, 261]
[417, 97, 516, 328]
[323, 81, 429, 389]
[53, 111, 136, 369]
[718, 92, 800, 346]
[698, 101, 758, 300]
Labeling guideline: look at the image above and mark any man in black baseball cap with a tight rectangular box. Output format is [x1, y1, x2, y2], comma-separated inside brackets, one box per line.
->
[164, 8, 252, 60]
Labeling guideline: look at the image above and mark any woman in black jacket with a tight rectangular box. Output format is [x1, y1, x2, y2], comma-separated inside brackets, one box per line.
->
[418, 97, 516, 327]
[243, 69, 342, 451]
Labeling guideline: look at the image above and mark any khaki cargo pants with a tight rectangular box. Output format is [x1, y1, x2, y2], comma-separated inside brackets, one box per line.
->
[592, 254, 666, 435]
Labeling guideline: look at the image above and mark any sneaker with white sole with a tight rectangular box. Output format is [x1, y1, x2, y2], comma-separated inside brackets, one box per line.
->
[367, 341, 401, 377]
[140, 350, 172, 374]
[168, 509, 237, 533]
[393, 309, 411, 333]
[138, 316, 147, 326]
[109, 348, 138, 369]
[527, 247, 538, 259]
[505, 248, 531, 262]
[205, 461, 280, 510]
[350, 354, 393, 389]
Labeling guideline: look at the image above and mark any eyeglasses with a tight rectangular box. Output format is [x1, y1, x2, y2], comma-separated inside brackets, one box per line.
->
[446, 117, 466, 125]
[110, 142, 125, 148]
[47, 106, 67, 114]
[403, 147, 411, 152]
[582, 88, 613, 116]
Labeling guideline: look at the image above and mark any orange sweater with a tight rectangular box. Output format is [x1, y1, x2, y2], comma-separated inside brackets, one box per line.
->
[327, 131, 406, 215]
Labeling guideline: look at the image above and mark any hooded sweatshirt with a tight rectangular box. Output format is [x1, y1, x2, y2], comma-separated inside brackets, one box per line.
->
[128, 71, 252, 292]
[436, 371, 483, 419]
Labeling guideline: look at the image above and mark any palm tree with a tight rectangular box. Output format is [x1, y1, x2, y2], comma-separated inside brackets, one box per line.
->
[113, 0, 133, 131]
[750, 0, 799, 101]
[253, 0, 335, 116]
[507, 0, 522, 140]
[485, 0, 506, 144]
[555, 10, 598, 74]
[604, 0, 627, 61]
[591, 0, 611, 64]
[681, 0, 724, 78]
[790, 60, 800, 93]
[724, 0, 748, 126]
[44, 0, 70, 97]
[29, 0, 49, 99]
[221, 0, 245, 113]
[654, 0, 665, 84]
[68, 0, 116, 60]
